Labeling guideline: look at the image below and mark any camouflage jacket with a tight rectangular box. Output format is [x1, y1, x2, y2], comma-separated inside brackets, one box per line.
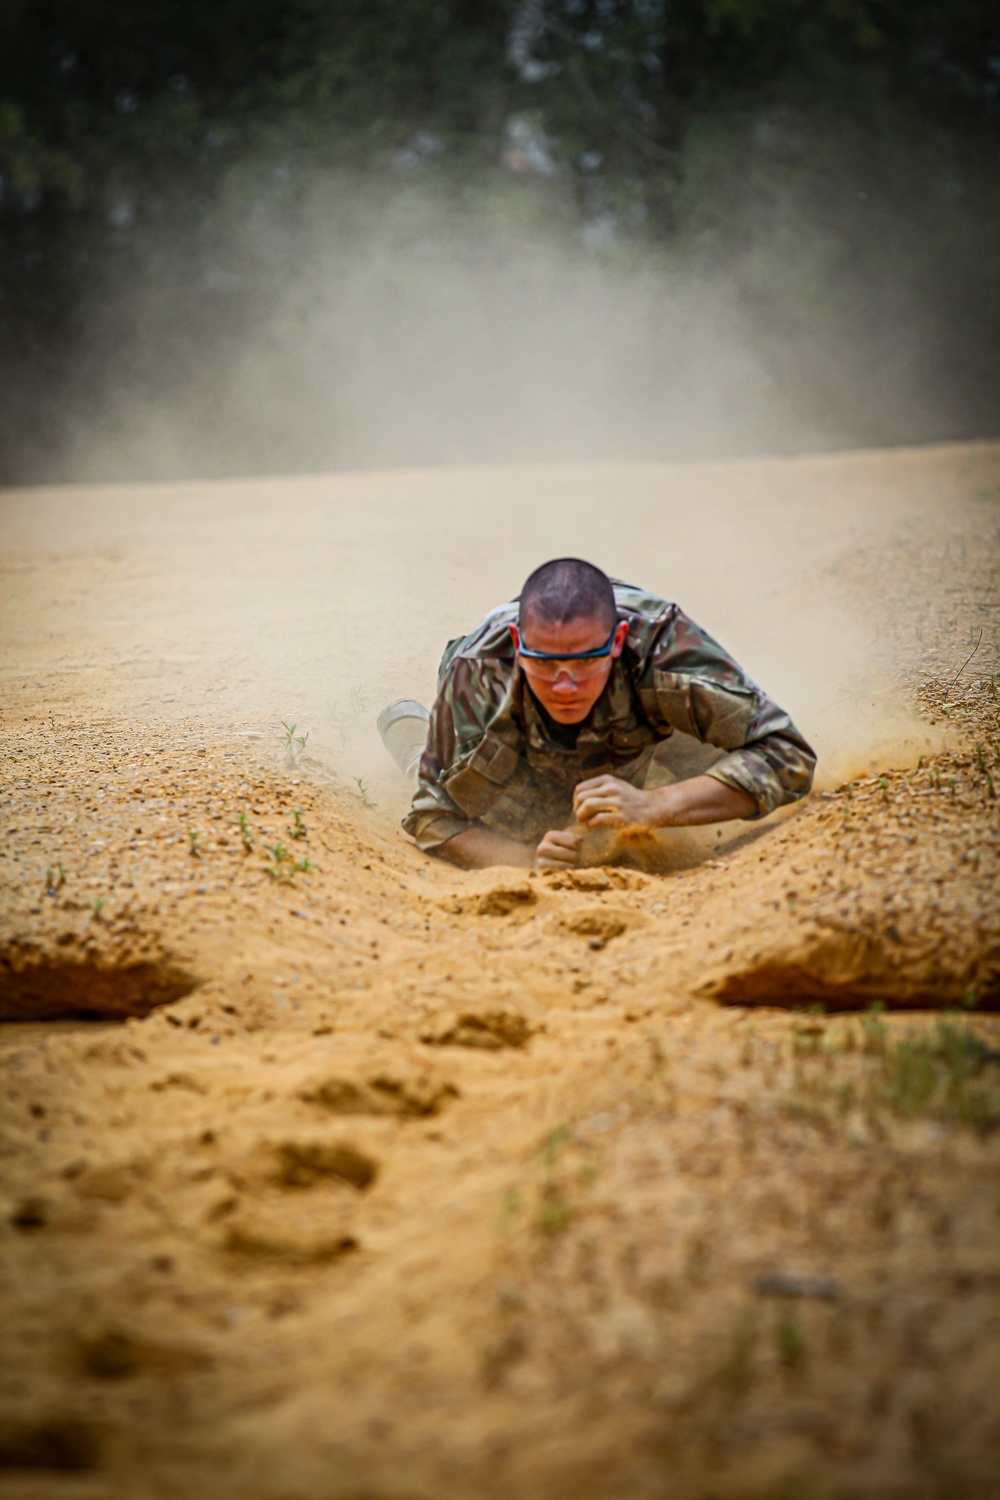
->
[402, 582, 816, 852]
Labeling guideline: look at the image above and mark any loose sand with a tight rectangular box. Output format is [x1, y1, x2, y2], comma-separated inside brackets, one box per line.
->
[1, 444, 999, 1498]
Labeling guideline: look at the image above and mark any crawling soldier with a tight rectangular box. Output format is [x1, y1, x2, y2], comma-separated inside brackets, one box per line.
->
[378, 558, 815, 871]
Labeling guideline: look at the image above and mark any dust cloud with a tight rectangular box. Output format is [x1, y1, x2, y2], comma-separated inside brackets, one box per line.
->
[5, 170, 988, 807]
[3, 442, 978, 812]
[47, 169, 979, 489]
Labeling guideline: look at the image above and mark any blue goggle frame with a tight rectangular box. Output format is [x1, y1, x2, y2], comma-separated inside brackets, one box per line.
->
[513, 623, 618, 661]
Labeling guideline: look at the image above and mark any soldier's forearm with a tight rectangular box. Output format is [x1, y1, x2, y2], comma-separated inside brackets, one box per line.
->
[648, 774, 757, 827]
[436, 825, 535, 870]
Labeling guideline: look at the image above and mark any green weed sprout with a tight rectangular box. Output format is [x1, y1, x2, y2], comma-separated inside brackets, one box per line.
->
[777, 1317, 806, 1368]
[238, 811, 255, 851]
[540, 1125, 571, 1170]
[537, 1182, 572, 1237]
[93, 897, 106, 919]
[288, 808, 307, 840]
[279, 721, 309, 761]
[497, 1187, 522, 1233]
[264, 842, 314, 882]
[788, 1007, 1000, 1136]
[354, 776, 374, 806]
[188, 829, 200, 858]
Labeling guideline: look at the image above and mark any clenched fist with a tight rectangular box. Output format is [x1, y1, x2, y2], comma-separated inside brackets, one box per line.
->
[534, 828, 582, 870]
[573, 775, 654, 829]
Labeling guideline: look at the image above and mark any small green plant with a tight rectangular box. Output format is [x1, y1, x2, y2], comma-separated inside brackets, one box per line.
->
[540, 1125, 571, 1170]
[879, 775, 889, 801]
[498, 1187, 522, 1232]
[188, 828, 200, 858]
[537, 1181, 572, 1237]
[353, 776, 373, 806]
[263, 842, 313, 882]
[861, 1002, 888, 1057]
[777, 1316, 807, 1368]
[43, 862, 66, 895]
[279, 720, 309, 761]
[786, 1009, 1000, 1137]
[718, 1308, 757, 1397]
[792, 1016, 824, 1058]
[288, 808, 307, 840]
[92, 896, 105, 919]
[238, 810, 255, 851]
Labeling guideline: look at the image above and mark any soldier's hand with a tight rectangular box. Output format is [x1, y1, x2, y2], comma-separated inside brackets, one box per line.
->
[573, 775, 651, 828]
[534, 828, 582, 870]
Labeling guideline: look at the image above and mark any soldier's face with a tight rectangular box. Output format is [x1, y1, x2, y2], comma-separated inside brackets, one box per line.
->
[511, 614, 628, 723]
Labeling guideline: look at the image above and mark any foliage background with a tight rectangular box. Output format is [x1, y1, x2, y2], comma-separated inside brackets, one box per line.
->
[1, 1, 998, 482]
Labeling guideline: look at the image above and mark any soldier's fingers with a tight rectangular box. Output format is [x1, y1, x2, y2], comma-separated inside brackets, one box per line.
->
[573, 775, 617, 803]
[585, 809, 627, 828]
[575, 792, 624, 822]
[536, 844, 578, 868]
[543, 829, 581, 849]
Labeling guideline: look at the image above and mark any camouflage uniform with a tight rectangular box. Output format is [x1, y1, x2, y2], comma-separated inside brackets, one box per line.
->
[402, 581, 816, 853]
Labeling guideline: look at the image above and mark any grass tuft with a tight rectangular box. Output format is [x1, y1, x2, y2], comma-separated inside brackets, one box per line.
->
[777, 1316, 807, 1368]
[279, 721, 309, 764]
[787, 1008, 1000, 1137]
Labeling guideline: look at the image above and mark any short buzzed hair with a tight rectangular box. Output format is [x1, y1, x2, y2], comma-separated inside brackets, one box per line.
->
[519, 558, 616, 635]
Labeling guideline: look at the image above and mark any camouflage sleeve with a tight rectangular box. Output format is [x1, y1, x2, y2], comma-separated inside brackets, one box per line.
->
[401, 656, 493, 852]
[644, 608, 816, 817]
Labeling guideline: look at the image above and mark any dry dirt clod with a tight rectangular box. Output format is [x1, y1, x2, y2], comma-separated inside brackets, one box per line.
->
[75, 1328, 213, 1380]
[560, 907, 643, 943]
[0, 1417, 102, 1473]
[223, 1221, 358, 1266]
[440, 880, 538, 917]
[0, 954, 199, 1020]
[752, 1272, 841, 1301]
[274, 1139, 379, 1190]
[419, 1007, 535, 1050]
[299, 1066, 458, 1117]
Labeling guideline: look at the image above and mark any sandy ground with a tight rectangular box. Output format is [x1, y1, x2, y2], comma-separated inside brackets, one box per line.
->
[1, 444, 999, 1499]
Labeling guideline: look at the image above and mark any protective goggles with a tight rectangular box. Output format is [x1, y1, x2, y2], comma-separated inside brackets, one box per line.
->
[515, 621, 617, 681]
[514, 623, 618, 662]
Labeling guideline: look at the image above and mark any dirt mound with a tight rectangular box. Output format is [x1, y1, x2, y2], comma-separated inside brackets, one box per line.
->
[0, 951, 198, 1020]
[419, 1006, 536, 1049]
[699, 922, 1000, 1010]
[0, 1416, 102, 1473]
[299, 1063, 457, 1116]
